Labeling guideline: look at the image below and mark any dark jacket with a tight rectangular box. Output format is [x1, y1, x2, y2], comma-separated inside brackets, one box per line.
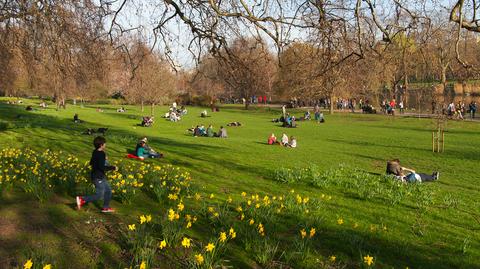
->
[90, 150, 115, 181]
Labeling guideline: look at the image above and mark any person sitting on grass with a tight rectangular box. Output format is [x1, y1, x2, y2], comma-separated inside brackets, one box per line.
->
[73, 113, 83, 123]
[386, 159, 439, 183]
[287, 136, 297, 148]
[318, 112, 325, 123]
[304, 110, 311, 120]
[206, 125, 215, 137]
[199, 125, 207, 136]
[193, 125, 202, 137]
[178, 105, 188, 115]
[169, 110, 180, 122]
[217, 126, 228, 138]
[136, 139, 162, 159]
[76, 136, 117, 213]
[284, 114, 292, 127]
[290, 116, 297, 128]
[141, 116, 154, 127]
[201, 110, 208, 118]
[281, 133, 289, 146]
[268, 133, 277, 145]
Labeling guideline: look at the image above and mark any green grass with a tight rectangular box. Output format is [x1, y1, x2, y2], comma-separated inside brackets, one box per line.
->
[0, 98, 479, 268]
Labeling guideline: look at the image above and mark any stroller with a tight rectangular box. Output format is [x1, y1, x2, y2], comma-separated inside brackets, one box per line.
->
[141, 116, 154, 127]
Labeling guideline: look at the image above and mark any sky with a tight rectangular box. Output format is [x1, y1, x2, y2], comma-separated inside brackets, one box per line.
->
[105, 0, 468, 70]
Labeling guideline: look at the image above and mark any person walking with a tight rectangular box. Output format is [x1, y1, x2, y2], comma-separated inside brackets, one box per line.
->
[76, 136, 117, 213]
[469, 101, 477, 119]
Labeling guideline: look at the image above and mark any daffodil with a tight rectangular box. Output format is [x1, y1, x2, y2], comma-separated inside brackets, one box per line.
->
[300, 229, 307, 239]
[337, 218, 344, 225]
[229, 227, 236, 239]
[139, 261, 147, 269]
[205, 243, 215, 252]
[219, 232, 227, 242]
[181, 237, 191, 248]
[194, 254, 204, 264]
[363, 255, 374, 266]
[140, 215, 147, 224]
[128, 224, 136, 231]
[42, 264, 51, 269]
[159, 239, 167, 249]
[309, 228, 316, 238]
[330, 256, 336, 262]
[146, 215, 152, 222]
[24, 259, 33, 269]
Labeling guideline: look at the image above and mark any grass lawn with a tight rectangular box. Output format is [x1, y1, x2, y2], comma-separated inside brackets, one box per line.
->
[0, 98, 479, 268]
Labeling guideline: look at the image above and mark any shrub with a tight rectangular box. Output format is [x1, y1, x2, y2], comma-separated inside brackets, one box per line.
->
[0, 120, 14, 131]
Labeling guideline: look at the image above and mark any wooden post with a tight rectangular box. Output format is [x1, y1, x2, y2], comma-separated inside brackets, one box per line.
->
[437, 129, 440, 153]
[441, 130, 445, 152]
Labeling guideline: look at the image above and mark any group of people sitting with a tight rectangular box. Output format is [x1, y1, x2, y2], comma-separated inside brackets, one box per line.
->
[164, 104, 187, 122]
[117, 107, 126, 113]
[135, 137, 163, 160]
[268, 133, 297, 148]
[272, 113, 298, 128]
[192, 125, 228, 138]
[141, 116, 154, 127]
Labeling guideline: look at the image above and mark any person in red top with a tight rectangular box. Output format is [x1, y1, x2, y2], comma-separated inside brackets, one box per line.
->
[268, 133, 278, 145]
[389, 99, 396, 115]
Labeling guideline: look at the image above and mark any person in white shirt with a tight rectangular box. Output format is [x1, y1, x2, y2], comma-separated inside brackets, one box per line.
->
[281, 133, 289, 146]
[287, 136, 297, 148]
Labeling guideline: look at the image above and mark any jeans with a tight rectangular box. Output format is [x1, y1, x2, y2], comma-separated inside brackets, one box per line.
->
[143, 152, 162, 158]
[406, 173, 435, 182]
[83, 178, 112, 208]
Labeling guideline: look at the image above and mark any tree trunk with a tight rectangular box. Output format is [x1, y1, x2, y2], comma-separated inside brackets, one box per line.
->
[329, 92, 334, 114]
[141, 100, 144, 112]
[150, 103, 155, 116]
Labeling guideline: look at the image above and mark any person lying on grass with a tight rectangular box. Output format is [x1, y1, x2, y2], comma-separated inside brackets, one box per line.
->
[136, 138, 162, 159]
[386, 159, 439, 183]
[76, 136, 117, 213]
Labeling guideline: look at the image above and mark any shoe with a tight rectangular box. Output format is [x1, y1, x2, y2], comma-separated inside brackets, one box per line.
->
[101, 207, 115, 213]
[432, 172, 440, 181]
[76, 196, 85, 210]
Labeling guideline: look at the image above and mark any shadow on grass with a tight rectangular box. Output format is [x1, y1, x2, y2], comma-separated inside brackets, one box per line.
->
[0, 103, 478, 268]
